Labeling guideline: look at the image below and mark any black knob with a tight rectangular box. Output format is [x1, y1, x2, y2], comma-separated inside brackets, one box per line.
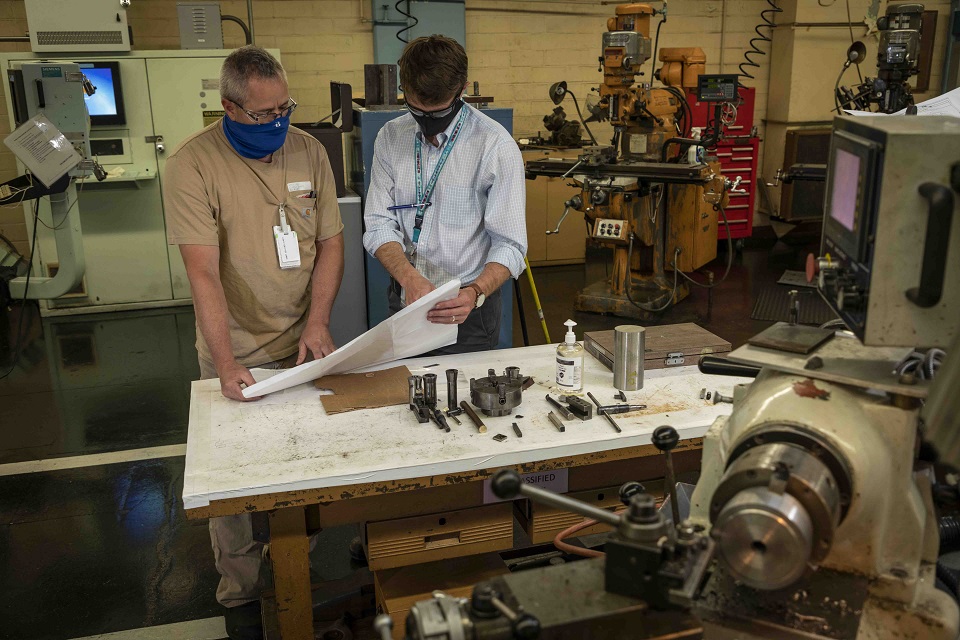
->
[627, 493, 659, 524]
[491, 469, 522, 499]
[471, 585, 501, 618]
[618, 481, 646, 505]
[514, 613, 542, 639]
[652, 426, 679, 452]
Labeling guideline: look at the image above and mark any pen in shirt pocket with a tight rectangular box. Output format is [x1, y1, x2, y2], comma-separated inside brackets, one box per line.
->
[297, 190, 317, 199]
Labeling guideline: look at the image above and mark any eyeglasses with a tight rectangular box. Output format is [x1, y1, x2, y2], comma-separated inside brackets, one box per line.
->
[230, 98, 298, 124]
[406, 97, 461, 119]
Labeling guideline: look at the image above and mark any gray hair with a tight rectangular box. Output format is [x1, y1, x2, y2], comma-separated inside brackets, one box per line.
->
[219, 45, 287, 105]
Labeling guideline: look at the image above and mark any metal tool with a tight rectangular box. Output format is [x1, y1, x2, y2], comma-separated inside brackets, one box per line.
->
[587, 391, 622, 433]
[545, 393, 575, 419]
[470, 367, 526, 417]
[373, 613, 393, 640]
[652, 426, 681, 524]
[597, 403, 647, 415]
[492, 434, 507, 442]
[432, 408, 451, 432]
[445, 369, 461, 415]
[788, 289, 800, 325]
[446, 411, 462, 425]
[423, 373, 438, 408]
[616, 390, 627, 402]
[547, 411, 566, 432]
[460, 400, 488, 434]
[713, 391, 733, 404]
[614, 325, 645, 391]
[566, 396, 594, 421]
[513, 422, 523, 438]
[407, 375, 431, 423]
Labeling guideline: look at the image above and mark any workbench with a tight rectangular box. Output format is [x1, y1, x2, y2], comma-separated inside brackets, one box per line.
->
[183, 344, 749, 639]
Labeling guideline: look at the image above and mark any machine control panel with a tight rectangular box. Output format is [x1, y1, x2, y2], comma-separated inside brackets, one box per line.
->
[697, 74, 740, 102]
[593, 218, 628, 243]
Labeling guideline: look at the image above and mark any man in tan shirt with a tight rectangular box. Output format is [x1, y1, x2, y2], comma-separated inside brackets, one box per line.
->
[164, 46, 343, 638]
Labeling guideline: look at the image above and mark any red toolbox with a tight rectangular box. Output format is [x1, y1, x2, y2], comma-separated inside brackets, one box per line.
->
[685, 86, 759, 241]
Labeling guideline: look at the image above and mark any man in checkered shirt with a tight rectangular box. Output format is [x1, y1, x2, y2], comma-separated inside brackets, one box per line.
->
[363, 35, 527, 354]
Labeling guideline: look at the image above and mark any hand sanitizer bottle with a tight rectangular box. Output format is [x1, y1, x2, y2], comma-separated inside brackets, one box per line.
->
[556, 319, 585, 392]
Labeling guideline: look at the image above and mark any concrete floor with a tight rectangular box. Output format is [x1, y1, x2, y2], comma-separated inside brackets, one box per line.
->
[0, 226, 820, 639]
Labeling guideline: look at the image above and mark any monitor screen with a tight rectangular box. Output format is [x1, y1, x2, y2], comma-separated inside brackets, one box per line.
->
[829, 147, 860, 232]
[81, 62, 126, 126]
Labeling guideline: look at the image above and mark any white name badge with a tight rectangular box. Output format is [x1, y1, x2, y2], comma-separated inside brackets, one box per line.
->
[274, 226, 301, 269]
[287, 180, 311, 192]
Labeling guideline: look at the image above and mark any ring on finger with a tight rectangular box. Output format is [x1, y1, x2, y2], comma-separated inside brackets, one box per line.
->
[452, 315, 457, 323]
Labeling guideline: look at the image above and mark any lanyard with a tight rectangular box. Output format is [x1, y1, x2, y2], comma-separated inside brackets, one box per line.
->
[411, 108, 468, 249]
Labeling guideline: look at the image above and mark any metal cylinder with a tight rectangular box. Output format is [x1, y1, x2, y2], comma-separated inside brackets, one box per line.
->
[613, 325, 645, 391]
[408, 376, 418, 408]
[445, 369, 458, 408]
[423, 373, 437, 407]
[714, 487, 815, 590]
[709, 441, 843, 591]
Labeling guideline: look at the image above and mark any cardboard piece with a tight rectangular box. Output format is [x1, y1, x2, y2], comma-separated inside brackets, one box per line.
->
[314, 365, 412, 415]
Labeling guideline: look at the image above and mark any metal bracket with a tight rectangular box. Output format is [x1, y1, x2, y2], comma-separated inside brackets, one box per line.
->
[145, 135, 165, 154]
[666, 352, 685, 366]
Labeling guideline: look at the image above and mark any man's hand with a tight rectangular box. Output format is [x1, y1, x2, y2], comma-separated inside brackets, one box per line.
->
[428, 287, 477, 325]
[402, 273, 436, 305]
[297, 322, 337, 365]
[218, 360, 260, 402]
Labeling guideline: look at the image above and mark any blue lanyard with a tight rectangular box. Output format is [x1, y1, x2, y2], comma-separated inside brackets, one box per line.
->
[411, 108, 468, 246]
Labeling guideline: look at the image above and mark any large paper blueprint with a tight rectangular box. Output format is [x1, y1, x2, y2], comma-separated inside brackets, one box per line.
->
[242, 280, 461, 398]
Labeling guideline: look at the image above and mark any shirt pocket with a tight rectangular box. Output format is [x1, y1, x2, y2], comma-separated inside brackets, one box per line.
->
[438, 186, 480, 229]
[283, 193, 318, 239]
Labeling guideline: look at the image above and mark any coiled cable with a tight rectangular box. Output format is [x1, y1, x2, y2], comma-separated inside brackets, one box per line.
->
[395, 0, 417, 43]
[739, 0, 782, 81]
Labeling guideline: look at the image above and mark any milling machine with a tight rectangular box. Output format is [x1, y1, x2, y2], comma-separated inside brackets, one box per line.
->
[836, 3, 925, 114]
[528, 4, 731, 320]
[392, 116, 960, 639]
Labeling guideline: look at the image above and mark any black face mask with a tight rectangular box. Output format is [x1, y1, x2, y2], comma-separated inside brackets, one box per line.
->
[409, 98, 464, 138]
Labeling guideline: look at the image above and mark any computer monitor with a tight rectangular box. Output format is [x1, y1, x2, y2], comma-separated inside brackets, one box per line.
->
[80, 61, 126, 126]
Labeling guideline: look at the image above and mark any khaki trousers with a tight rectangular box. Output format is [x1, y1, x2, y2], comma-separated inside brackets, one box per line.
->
[199, 354, 305, 607]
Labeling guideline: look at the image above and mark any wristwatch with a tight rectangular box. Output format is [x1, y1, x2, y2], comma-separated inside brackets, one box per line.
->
[464, 283, 486, 308]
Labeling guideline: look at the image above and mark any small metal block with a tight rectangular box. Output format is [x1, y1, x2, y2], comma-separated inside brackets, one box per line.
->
[493, 434, 508, 442]
[699, 388, 706, 399]
[566, 396, 594, 420]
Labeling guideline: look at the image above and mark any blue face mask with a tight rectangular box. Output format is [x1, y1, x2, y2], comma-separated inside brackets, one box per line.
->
[222, 114, 290, 159]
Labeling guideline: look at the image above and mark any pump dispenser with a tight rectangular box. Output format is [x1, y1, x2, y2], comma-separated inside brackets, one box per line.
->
[556, 319, 585, 391]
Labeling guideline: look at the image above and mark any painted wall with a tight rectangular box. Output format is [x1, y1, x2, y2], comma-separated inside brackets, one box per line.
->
[0, 0, 953, 256]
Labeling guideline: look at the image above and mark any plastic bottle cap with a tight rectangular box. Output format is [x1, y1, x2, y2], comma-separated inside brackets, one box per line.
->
[564, 319, 578, 345]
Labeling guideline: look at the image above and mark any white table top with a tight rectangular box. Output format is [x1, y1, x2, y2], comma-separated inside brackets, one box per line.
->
[183, 344, 749, 510]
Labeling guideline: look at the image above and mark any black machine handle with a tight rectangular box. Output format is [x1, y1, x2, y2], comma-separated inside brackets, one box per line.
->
[906, 183, 954, 308]
[698, 355, 760, 378]
[35, 79, 45, 109]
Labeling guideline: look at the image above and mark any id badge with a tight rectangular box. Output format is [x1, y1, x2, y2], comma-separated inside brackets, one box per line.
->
[274, 225, 301, 269]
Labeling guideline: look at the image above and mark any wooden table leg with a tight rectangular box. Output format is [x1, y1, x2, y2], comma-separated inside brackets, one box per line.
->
[269, 506, 313, 639]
